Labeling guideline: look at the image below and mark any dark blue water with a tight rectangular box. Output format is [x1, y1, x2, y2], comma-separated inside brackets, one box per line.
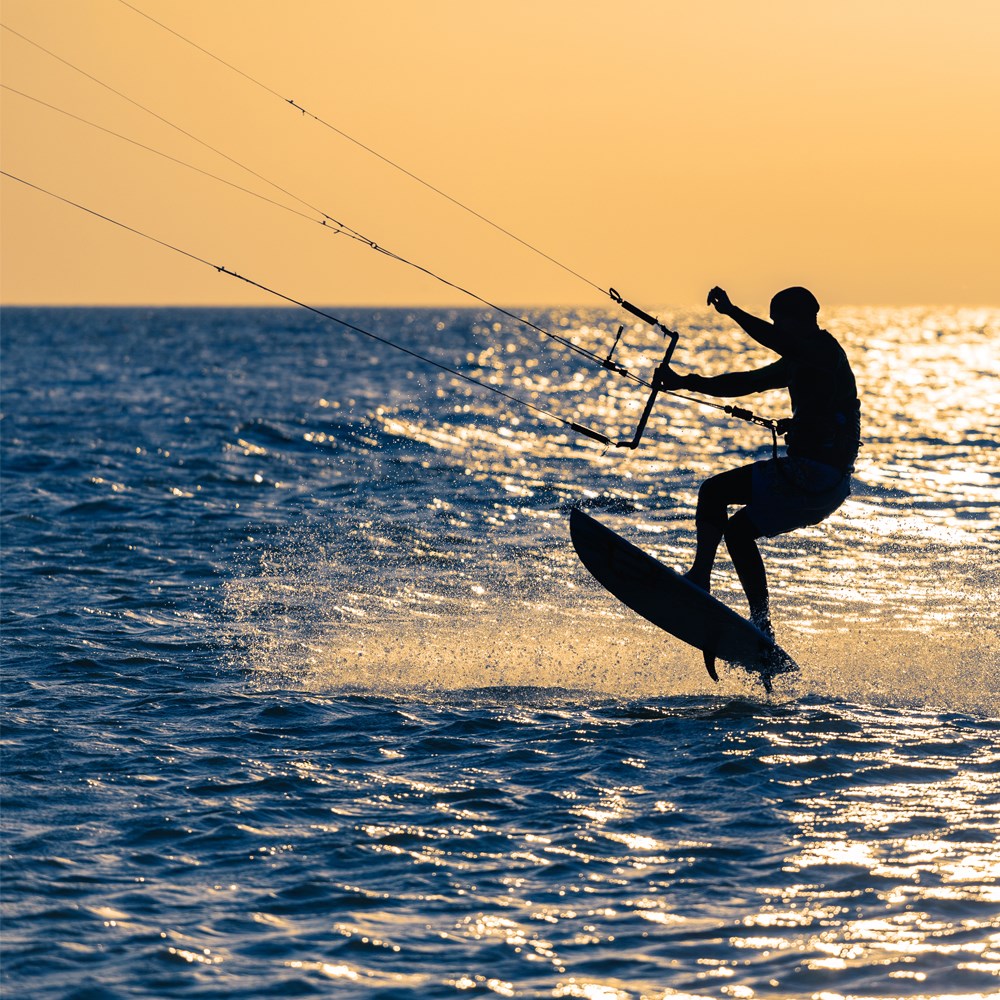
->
[3, 306, 998, 998]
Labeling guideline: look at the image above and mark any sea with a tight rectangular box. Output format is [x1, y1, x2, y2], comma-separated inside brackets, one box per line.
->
[2, 304, 998, 999]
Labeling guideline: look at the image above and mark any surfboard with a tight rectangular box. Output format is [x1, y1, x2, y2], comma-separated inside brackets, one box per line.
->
[569, 507, 798, 690]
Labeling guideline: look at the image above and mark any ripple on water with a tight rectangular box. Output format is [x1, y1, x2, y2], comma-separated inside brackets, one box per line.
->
[2, 307, 999, 997]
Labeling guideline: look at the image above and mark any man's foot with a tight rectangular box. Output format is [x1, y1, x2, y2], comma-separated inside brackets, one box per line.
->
[750, 611, 774, 642]
[683, 569, 710, 595]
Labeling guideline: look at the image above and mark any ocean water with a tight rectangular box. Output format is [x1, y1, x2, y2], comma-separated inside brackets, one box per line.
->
[1, 304, 998, 999]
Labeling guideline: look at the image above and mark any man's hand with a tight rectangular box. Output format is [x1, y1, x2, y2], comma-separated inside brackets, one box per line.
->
[653, 363, 686, 390]
[707, 286, 734, 316]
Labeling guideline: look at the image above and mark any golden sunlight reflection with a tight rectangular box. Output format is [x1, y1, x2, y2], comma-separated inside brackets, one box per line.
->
[742, 749, 1000, 981]
[224, 306, 1000, 713]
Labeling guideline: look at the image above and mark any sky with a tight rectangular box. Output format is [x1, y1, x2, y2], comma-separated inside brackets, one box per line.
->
[1, 0, 998, 307]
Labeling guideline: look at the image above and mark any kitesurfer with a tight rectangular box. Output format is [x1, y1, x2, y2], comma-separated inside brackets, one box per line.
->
[655, 286, 861, 681]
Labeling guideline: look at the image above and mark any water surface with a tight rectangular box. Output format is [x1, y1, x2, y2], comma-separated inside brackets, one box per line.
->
[2, 305, 998, 998]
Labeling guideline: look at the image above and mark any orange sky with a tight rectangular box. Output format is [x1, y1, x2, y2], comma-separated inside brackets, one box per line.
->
[2, 0, 998, 307]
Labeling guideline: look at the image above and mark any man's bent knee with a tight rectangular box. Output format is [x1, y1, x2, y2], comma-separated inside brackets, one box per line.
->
[724, 508, 764, 543]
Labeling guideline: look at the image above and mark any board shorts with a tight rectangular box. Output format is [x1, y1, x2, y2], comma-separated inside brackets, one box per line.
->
[745, 456, 851, 539]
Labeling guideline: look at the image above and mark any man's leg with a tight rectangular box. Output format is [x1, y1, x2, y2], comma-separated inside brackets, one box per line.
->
[724, 508, 772, 637]
[686, 464, 755, 592]
[685, 465, 755, 683]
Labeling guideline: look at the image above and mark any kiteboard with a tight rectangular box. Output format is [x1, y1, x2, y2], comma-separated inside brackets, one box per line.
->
[570, 507, 798, 690]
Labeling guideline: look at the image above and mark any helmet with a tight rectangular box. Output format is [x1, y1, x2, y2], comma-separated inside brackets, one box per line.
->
[770, 287, 820, 324]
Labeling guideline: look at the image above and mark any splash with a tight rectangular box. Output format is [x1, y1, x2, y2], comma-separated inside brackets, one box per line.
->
[221, 512, 998, 717]
[218, 306, 1000, 719]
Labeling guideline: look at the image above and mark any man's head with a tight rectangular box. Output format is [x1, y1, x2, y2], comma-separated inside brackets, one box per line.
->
[770, 287, 820, 329]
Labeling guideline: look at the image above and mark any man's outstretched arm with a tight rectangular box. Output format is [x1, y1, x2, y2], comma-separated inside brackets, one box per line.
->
[660, 361, 789, 398]
[708, 286, 797, 356]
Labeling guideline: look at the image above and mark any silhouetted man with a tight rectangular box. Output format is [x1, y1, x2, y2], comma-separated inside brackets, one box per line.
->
[656, 286, 861, 680]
